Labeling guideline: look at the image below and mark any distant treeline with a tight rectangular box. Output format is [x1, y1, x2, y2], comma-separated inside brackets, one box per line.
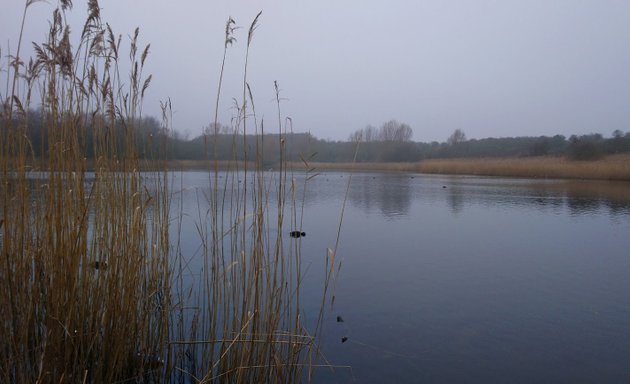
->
[302, 132, 630, 162]
[16, 109, 630, 164]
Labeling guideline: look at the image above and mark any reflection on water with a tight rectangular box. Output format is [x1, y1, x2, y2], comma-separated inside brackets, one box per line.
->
[339, 173, 630, 218]
[299, 173, 630, 383]
[348, 174, 412, 219]
[444, 182, 465, 214]
[171, 171, 630, 383]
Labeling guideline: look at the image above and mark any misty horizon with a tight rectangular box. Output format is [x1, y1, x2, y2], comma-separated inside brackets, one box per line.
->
[2, 1, 630, 143]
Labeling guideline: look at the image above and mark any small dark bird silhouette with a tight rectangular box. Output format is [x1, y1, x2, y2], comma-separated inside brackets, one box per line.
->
[341, 336, 348, 343]
[442, 185, 447, 189]
[289, 231, 306, 238]
[336, 316, 344, 323]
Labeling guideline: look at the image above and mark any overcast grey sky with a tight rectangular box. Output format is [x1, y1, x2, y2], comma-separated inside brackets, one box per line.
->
[2, 0, 630, 142]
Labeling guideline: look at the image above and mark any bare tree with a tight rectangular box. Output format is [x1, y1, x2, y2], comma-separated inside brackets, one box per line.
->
[379, 120, 413, 142]
[379, 120, 397, 141]
[364, 124, 377, 142]
[349, 124, 381, 142]
[204, 122, 221, 136]
[393, 122, 413, 141]
[348, 121, 413, 143]
[204, 122, 233, 136]
[447, 129, 466, 145]
[348, 129, 363, 143]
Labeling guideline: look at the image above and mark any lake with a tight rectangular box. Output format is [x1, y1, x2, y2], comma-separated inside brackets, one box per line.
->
[171, 171, 630, 383]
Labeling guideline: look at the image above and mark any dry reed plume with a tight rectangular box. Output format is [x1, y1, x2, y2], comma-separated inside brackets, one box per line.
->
[1, 1, 170, 382]
[2, 2, 338, 383]
[166, 11, 340, 382]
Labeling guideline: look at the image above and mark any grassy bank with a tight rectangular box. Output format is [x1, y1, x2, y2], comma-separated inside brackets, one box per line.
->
[286, 154, 630, 181]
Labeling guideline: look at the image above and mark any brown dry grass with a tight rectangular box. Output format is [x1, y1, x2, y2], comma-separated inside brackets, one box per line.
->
[1, 2, 170, 382]
[415, 155, 630, 180]
[2, 3, 334, 383]
[289, 154, 630, 181]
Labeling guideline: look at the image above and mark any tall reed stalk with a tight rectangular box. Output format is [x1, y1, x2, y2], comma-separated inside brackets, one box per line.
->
[166, 12, 337, 383]
[1, 3, 338, 383]
[1, 1, 170, 382]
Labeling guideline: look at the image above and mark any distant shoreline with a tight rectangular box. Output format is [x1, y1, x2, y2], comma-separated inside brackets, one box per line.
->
[159, 154, 630, 182]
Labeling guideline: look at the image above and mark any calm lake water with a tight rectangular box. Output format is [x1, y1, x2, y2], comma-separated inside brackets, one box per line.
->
[172, 171, 630, 383]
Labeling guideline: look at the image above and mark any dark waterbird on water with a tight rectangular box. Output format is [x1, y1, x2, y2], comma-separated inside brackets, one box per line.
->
[289, 231, 306, 238]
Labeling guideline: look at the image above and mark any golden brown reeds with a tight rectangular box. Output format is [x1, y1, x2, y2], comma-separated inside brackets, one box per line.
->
[2, 3, 337, 383]
[414, 155, 630, 180]
[290, 154, 630, 181]
[1, 1, 169, 382]
[166, 12, 336, 382]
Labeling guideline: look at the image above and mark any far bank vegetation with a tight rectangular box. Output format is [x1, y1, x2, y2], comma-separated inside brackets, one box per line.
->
[13, 106, 630, 179]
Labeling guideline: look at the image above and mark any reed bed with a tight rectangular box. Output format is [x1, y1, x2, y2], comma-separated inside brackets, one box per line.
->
[167, 12, 337, 383]
[1, 2, 335, 383]
[1, 1, 170, 382]
[293, 154, 630, 181]
[415, 155, 630, 180]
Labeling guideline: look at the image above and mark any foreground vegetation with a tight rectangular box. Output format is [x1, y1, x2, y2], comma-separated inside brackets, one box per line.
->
[1, 2, 171, 382]
[1, 2, 337, 383]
